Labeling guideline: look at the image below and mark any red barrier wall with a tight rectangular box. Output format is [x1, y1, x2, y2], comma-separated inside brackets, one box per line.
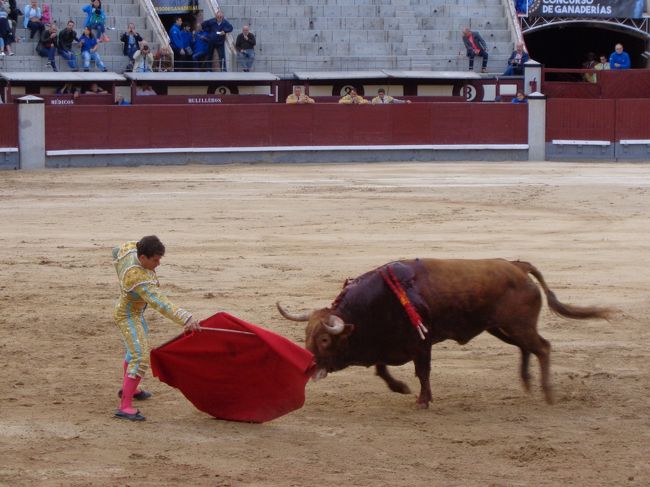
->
[615, 99, 650, 141]
[0, 104, 19, 148]
[44, 103, 527, 151]
[546, 99, 616, 142]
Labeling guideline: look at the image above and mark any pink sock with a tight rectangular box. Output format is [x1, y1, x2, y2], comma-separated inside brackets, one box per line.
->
[119, 375, 141, 414]
[123, 361, 142, 394]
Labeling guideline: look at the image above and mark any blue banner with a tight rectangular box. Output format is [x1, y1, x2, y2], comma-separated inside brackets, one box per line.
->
[152, 0, 198, 14]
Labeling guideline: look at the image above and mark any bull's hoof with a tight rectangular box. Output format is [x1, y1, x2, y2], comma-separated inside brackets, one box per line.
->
[389, 381, 411, 395]
[415, 400, 430, 410]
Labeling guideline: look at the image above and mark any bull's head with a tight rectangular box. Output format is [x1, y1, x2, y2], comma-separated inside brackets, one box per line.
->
[276, 302, 354, 379]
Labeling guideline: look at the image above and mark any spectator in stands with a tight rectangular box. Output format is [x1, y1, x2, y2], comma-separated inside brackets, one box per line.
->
[0, 10, 15, 56]
[6, 0, 20, 40]
[136, 83, 156, 96]
[462, 27, 488, 73]
[235, 25, 255, 72]
[595, 54, 610, 71]
[58, 20, 80, 71]
[115, 94, 130, 105]
[153, 45, 172, 72]
[582, 52, 597, 83]
[56, 83, 80, 98]
[339, 87, 369, 104]
[82, 0, 108, 43]
[192, 23, 209, 71]
[36, 22, 57, 71]
[84, 82, 108, 94]
[169, 17, 186, 71]
[609, 43, 630, 70]
[181, 23, 193, 68]
[511, 91, 527, 104]
[503, 42, 529, 76]
[23, 0, 43, 39]
[120, 22, 143, 72]
[201, 10, 232, 72]
[133, 41, 154, 72]
[286, 86, 315, 104]
[79, 25, 107, 72]
[371, 88, 410, 104]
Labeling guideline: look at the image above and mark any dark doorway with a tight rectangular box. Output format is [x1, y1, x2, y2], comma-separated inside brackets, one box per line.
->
[524, 24, 647, 69]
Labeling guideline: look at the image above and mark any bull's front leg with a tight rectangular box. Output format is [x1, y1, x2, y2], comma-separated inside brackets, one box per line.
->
[375, 364, 411, 394]
[413, 348, 432, 409]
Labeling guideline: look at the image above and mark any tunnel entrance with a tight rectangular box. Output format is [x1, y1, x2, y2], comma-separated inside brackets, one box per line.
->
[524, 24, 648, 69]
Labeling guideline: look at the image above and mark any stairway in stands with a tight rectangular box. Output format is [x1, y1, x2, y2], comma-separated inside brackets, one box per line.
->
[0, 0, 159, 72]
[218, 0, 515, 74]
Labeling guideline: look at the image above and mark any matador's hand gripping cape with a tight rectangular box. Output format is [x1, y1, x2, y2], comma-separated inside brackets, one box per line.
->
[113, 241, 192, 326]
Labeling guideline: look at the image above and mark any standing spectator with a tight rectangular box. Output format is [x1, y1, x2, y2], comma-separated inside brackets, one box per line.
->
[36, 21, 57, 71]
[168, 17, 185, 70]
[82, 0, 107, 43]
[0, 10, 15, 56]
[57, 20, 79, 71]
[153, 45, 172, 72]
[503, 42, 529, 76]
[23, 0, 43, 39]
[339, 87, 369, 104]
[180, 23, 194, 71]
[286, 86, 315, 104]
[462, 27, 488, 73]
[609, 43, 631, 70]
[79, 25, 107, 71]
[235, 25, 255, 72]
[201, 10, 232, 71]
[371, 88, 410, 104]
[595, 54, 610, 71]
[120, 22, 143, 71]
[133, 41, 154, 72]
[191, 23, 209, 71]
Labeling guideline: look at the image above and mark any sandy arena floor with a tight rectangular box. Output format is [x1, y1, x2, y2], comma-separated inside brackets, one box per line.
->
[0, 162, 648, 486]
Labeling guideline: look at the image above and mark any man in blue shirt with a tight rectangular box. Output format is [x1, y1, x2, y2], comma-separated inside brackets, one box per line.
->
[201, 10, 233, 71]
[609, 43, 631, 70]
[169, 17, 186, 70]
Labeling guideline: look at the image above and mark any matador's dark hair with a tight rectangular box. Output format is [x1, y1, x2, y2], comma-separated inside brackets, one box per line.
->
[137, 235, 166, 258]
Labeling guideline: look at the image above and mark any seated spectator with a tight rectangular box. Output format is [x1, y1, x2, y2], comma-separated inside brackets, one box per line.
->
[36, 22, 57, 71]
[133, 42, 154, 72]
[120, 22, 143, 72]
[79, 26, 107, 72]
[82, 0, 108, 43]
[56, 82, 80, 98]
[57, 20, 79, 71]
[582, 52, 597, 83]
[0, 10, 15, 56]
[235, 25, 255, 72]
[609, 43, 630, 70]
[153, 45, 172, 72]
[84, 82, 108, 94]
[462, 27, 488, 73]
[23, 0, 43, 39]
[339, 87, 368, 104]
[40, 1, 49, 23]
[286, 86, 314, 104]
[371, 88, 410, 104]
[503, 42, 529, 76]
[511, 91, 527, 104]
[136, 83, 156, 96]
[191, 23, 209, 71]
[6, 0, 20, 40]
[115, 95, 130, 105]
[595, 54, 610, 71]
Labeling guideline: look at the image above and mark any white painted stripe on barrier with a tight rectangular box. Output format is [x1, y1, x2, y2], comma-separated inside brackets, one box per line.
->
[552, 140, 611, 146]
[619, 140, 650, 145]
[46, 144, 528, 156]
[0, 147, 19, 153]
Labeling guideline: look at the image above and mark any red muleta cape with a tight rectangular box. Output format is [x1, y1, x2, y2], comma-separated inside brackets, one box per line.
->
[150, 312, 316, 423]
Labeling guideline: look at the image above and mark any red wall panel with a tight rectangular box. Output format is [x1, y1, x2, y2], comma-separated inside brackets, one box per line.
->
[45, 103, 527, 151]
[0, 105, 18, 148]
[546, 99, 616, 142]
[615, 99, 650, 141]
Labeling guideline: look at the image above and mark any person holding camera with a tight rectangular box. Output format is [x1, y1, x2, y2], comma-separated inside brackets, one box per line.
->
[120, 22, 143, 71]
[235, 25, 255, 72]
[133, 41, 154, 72]
[503, 42, 529, 76]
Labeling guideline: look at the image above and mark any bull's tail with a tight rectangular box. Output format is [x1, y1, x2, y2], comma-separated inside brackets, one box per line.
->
[512, 261, 613, 321]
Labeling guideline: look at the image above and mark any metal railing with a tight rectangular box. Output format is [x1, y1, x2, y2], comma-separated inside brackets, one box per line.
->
[504, 0, 525, 48]
[138, 0, 174, 66]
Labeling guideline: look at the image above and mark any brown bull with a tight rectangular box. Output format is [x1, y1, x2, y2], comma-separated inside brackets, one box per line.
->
[277, 258, 612, 407]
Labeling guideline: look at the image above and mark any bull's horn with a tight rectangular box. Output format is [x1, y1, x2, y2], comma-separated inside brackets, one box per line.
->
[324, 315, 345, 335]
[276, 302, 312, 322]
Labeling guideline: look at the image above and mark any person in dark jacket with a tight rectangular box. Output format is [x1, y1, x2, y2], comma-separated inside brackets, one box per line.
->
[462, 27, 488, 72]
[503, 42, 529, 76]
[191, 23, 209, 71]
[201, 10, 232, 71]
[0, 10, 15, 56]
[57, 20, 79, 70]
[36, 22, 58, 71]
[168, 16, 186, 71]
[120, 22, 143, 71]
[235, 25, 255, 72]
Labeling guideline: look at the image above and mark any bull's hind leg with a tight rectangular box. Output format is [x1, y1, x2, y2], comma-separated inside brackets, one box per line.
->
[375, 364, 411, 394]
[488, 329, 532, 393]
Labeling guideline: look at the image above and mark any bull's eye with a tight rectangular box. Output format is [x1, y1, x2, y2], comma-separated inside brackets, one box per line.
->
[318, 334, 332, 348]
